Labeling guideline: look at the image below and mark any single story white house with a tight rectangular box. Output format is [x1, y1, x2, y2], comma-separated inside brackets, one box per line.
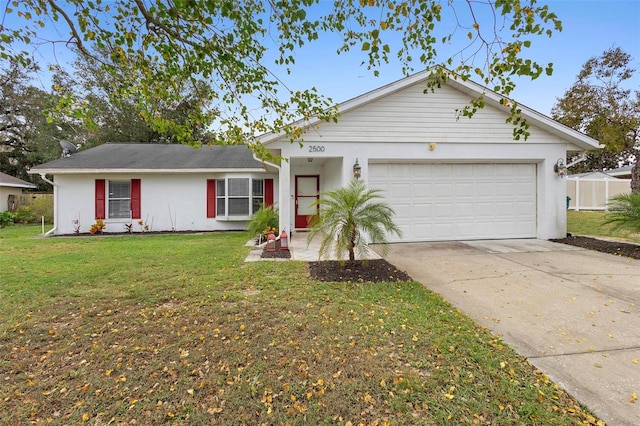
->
[0, 171, 37, 212]
[29, 144, 278, 235]
[30, 70, 600, 240]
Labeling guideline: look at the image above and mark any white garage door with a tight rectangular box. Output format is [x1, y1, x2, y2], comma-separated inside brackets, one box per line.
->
[369, 163, 537, 242]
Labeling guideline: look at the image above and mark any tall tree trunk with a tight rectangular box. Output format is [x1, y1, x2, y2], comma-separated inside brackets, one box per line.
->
[631, 161, 640, 193]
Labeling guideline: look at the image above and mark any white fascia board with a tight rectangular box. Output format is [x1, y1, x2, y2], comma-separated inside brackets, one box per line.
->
[28, 168, 267, 175]
[0, 183, 37, 188]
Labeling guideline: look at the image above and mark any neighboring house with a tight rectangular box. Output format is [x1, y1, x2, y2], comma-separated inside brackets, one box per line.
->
[605, 164, 634, 180]
[29, 144, 277, 235]
[30, 70, 600, 240]
[567, 170, 632, 211]
[0, 171, 37, 212]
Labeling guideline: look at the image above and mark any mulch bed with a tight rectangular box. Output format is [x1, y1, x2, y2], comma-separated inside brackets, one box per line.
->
[308, 259, 412, 283]
[551, 234, 640, 260]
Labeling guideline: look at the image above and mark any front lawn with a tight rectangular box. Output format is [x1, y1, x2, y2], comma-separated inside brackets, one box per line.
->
[567, 210, 640, 244]
[1, 226, 601, 425]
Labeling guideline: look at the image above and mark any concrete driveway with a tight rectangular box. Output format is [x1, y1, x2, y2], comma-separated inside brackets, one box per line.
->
[383, 239, 640, 426]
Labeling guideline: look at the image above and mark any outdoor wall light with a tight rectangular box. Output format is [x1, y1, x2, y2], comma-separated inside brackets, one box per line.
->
[554, 158, 568, 177]
[353, 158, 362, 179]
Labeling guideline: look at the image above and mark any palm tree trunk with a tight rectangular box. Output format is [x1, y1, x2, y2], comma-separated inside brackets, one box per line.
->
[349, 227, 356, 261]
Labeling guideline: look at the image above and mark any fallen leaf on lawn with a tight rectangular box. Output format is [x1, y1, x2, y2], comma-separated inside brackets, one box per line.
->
[630, 393, 638, 403]
[82, 413, 89, 422]
[631, 359, 638, 364]
[363, 393, 376, 405]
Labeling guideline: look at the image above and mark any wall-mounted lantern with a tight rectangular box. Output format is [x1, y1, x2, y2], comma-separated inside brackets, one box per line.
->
[353, 158, 361, 179]
[554, 159, 568, 178]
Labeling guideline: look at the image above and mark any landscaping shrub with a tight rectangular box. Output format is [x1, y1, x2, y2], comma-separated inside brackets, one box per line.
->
[13, 205, 36, 224]
[29, 196, 53, 224]
[11, 196, 53, 224]
[246, 204, 278, 243]
[0, 211, 16, 228]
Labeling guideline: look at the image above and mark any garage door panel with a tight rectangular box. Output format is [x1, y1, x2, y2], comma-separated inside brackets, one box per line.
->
[369, 163, 537, 242]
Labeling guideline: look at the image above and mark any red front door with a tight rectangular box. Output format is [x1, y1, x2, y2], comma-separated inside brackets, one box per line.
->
[295, 175, 319, 229]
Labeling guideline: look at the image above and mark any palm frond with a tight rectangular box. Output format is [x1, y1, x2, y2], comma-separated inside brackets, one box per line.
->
[603, 193, 640, 233]
[307, 179, 402, 261]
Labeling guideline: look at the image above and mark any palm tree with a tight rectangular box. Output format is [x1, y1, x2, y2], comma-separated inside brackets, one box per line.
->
[307, 179, 402, 262]
[604, 193, 640, 233]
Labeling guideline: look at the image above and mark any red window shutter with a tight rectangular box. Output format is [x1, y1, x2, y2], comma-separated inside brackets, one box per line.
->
[264, 178, 274, 207]
[131, 179, 141, 219]
[206, 179, 216, 218]
[95, 179, 106, 219]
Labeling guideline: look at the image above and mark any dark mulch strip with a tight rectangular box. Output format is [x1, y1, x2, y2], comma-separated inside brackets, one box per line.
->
[309, 259, 413, 283]
[261, 240, 291, 259]
[551, 234, 640, 260]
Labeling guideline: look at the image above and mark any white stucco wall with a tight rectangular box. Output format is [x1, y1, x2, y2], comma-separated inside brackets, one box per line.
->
[52, 172, 277, 235]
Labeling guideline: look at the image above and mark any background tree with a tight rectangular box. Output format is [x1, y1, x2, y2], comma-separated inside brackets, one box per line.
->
[0, 61, 77, 190]
[551, 47, 640, 191]
[307, 179, 401, 262]
[1, 0, 563, 157]
[54, 51, 214, 147]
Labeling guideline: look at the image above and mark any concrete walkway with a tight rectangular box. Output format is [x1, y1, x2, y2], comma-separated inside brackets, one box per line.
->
[244, 232, 381, 262]
[289, 232, 382, 261]
[382, 239, 640, 426]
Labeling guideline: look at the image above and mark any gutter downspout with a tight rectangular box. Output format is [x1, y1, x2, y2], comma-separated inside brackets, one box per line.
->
[252, 153, 281, 173]
[38, 173, 57, 236]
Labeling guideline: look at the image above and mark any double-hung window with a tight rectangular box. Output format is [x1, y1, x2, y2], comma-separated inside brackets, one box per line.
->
[108, 180, 131, 218]
[95, 179, 141, 220]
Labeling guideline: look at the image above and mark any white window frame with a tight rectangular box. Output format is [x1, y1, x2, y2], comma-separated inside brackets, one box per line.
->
[216, 177, 264, 220]
[108, 180, 131, 219]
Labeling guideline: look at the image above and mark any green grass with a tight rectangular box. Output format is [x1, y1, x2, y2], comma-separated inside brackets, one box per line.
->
[568, 210, 640, 244]
[0, 225, 601, 425]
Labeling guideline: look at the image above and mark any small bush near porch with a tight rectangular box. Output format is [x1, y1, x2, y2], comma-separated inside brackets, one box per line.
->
[1, 226, 600, 425]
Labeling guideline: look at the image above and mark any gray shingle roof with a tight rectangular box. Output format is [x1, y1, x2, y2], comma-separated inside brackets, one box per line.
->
[0, 171, 37, 188]
[30, 143, 264, 172]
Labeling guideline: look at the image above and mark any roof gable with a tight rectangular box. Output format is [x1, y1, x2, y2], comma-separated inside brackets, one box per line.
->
[0, 171, 37, 188]
[29, 143, 265, 174]
[259, 69, 600, 151]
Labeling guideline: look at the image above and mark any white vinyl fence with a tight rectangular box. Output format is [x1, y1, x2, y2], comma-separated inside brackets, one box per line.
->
[567, 177, 631, 211]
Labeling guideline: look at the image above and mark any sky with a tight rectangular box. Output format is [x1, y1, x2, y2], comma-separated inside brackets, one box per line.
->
[5, 0, 640, 118]
[273, 0, 640, 116]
